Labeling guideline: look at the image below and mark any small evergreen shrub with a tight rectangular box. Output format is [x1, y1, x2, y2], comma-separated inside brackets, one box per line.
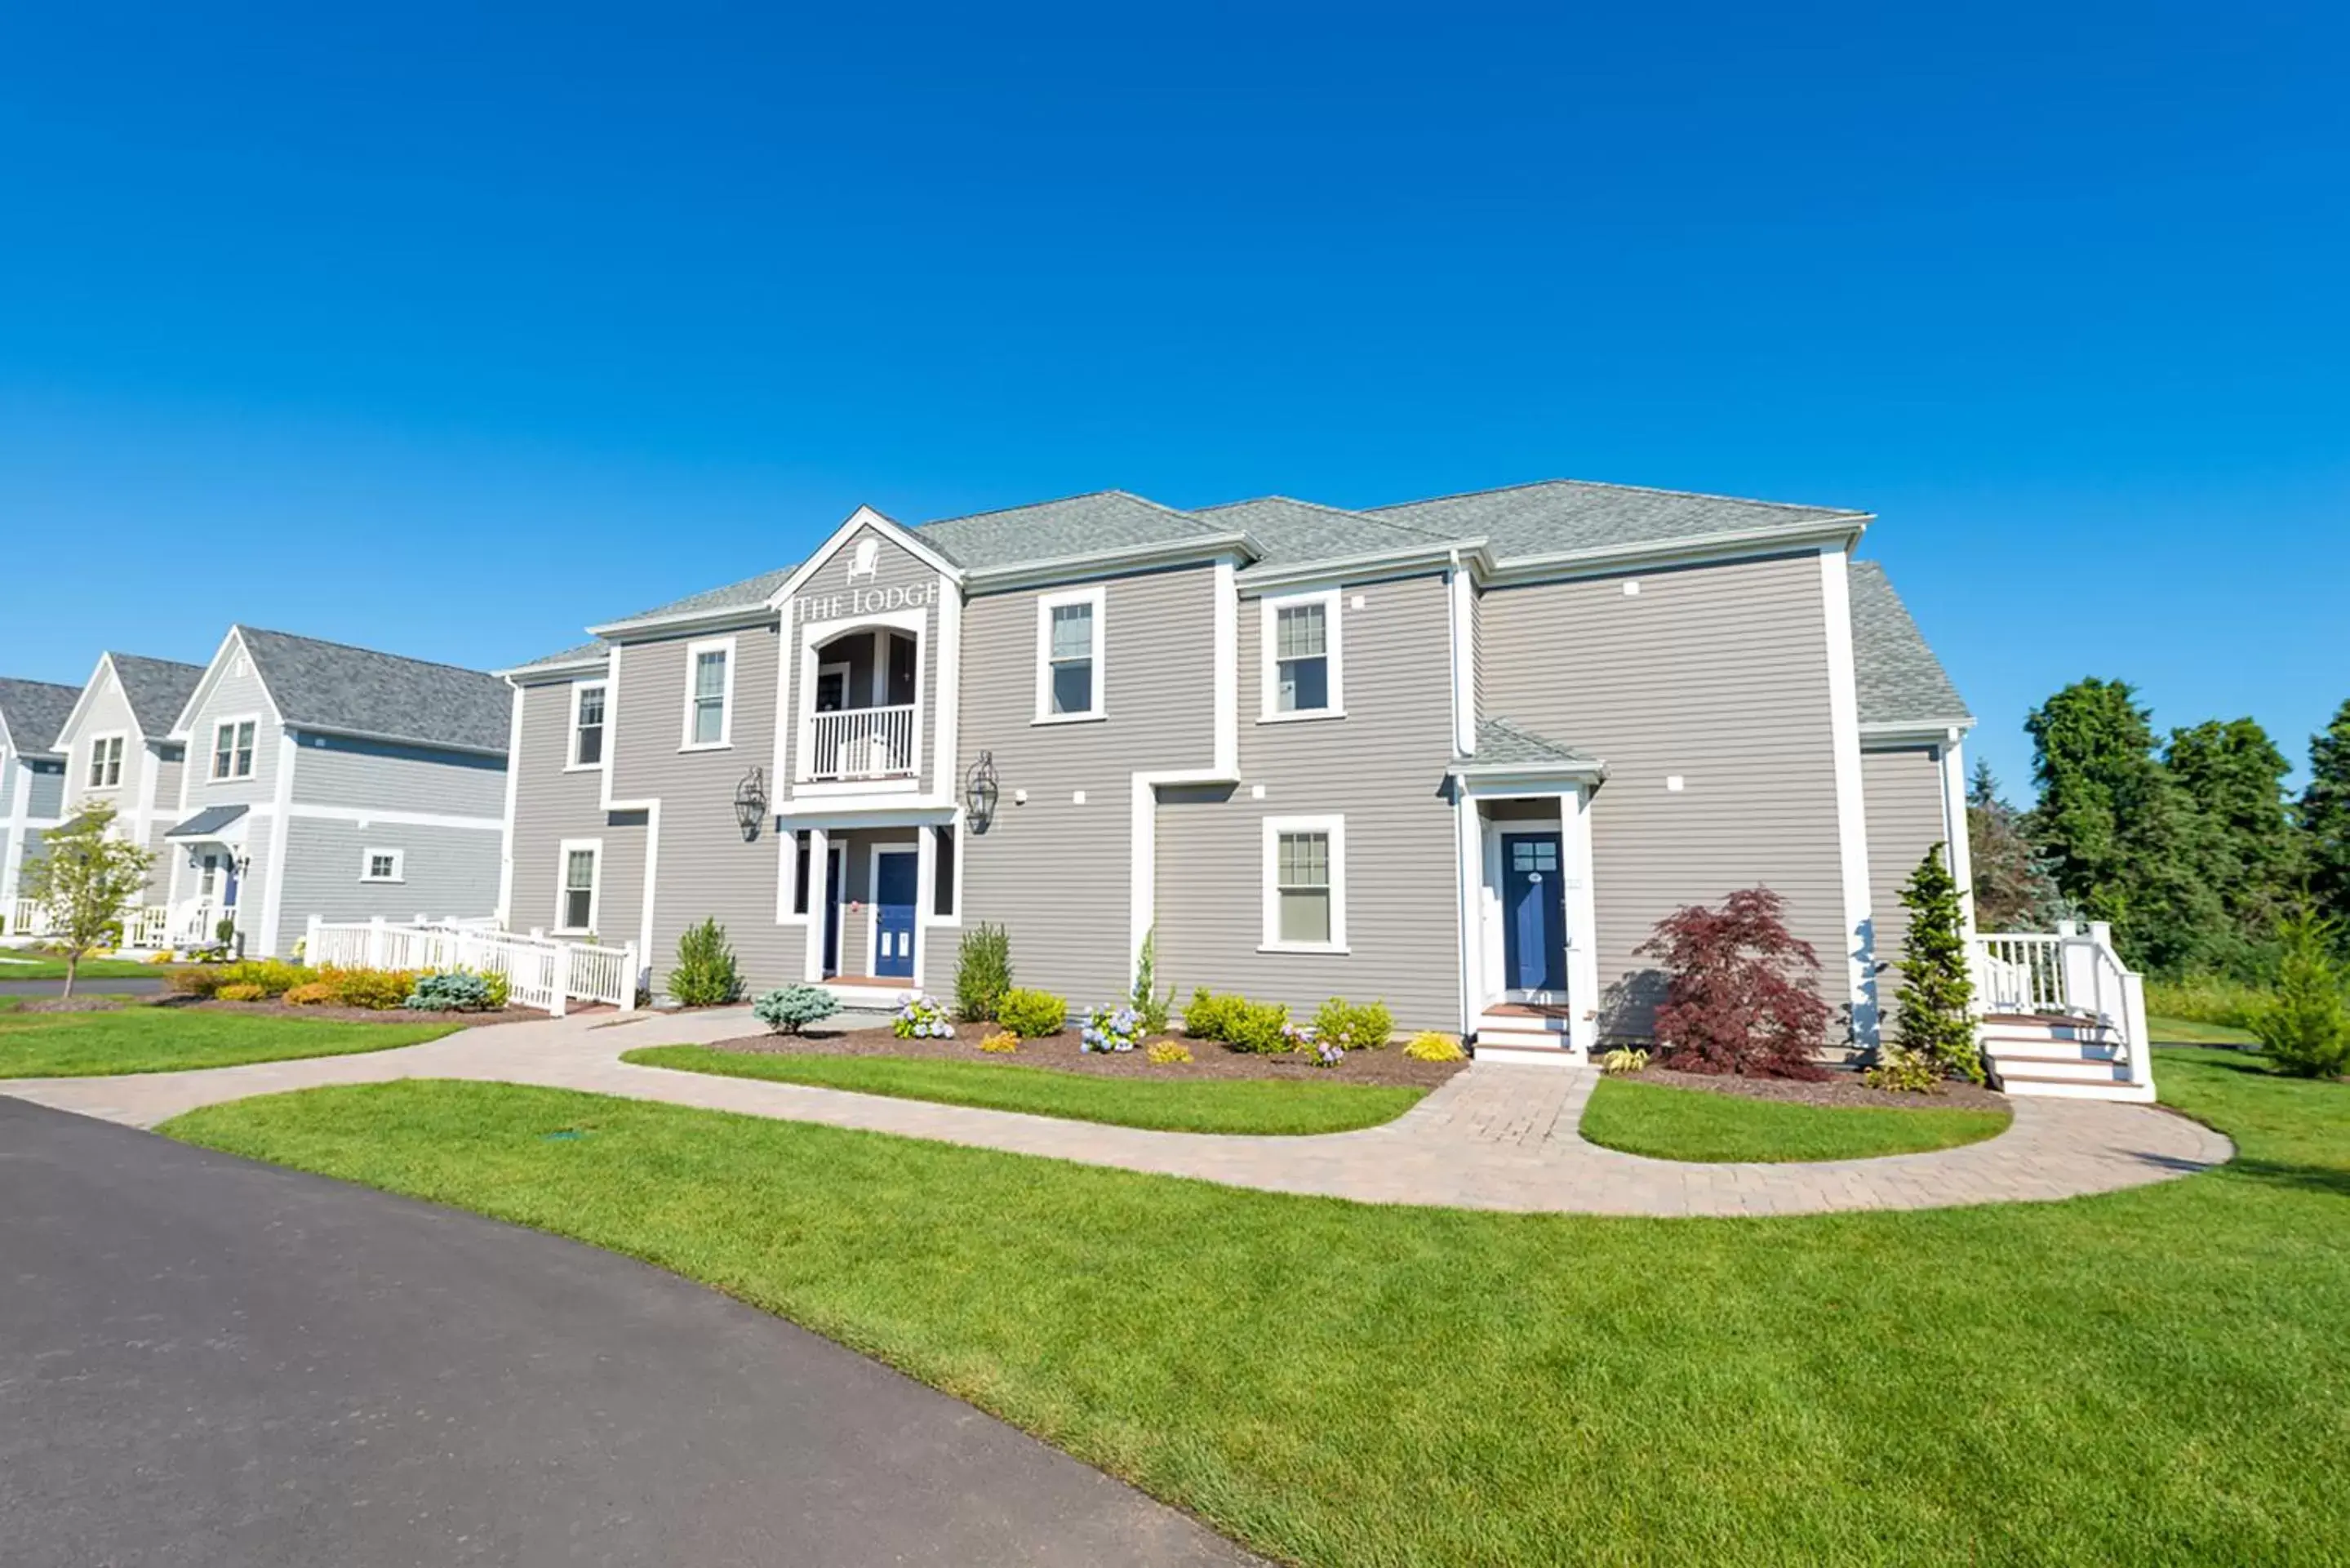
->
[893, 994, 956, 1040]
[405, 970, 495, 1012]
[1599, 1046, 1651, 1075]
[1082, 1003, 1140, 1053]
[282, 980, 338, 1006]
[1131, 927, 1174, 1035]
[1639, 887, 1832, 1079]
[1890, 845, 1982, 1084]
[2250, 913, 2350, 1078]
[1182, 987, 1239, 1042]
[753, 984, 840, 1036]
[215, 982, 265, 1002]
[997, 988, 1068, 1038]
[1185, 989, 1294, 1053]
[1146, 1039, 1193, 1064]
[979, 1030, 1020, 1055]
[669, 918, 743, 1006]
[1403, 1030, 1466, 1063]
[954, 923, 1014, 1022]
[1313, 997, 1394, 1053]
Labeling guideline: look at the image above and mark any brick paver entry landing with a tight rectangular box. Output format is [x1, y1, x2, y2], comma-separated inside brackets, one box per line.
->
[5, 1009, 2233, 1217]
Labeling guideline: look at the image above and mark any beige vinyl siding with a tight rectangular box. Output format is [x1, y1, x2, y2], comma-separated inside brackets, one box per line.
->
[507, 677, 649, 955]
[955, 564, 1219, 1004]
[290, 734, 506, 817]
[609, 626, 806, 993]
[1478, 551, 1846, 1037]
[1863, 744, 1951, 1001]
[781, 524, 944, 793]
[1155, 571, 1460, 1031]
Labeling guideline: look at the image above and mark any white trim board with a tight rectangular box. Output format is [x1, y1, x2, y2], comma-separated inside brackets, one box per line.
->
[1818, 545, 1880, 1048]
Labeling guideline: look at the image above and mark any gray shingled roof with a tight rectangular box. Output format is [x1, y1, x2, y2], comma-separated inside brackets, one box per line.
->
[0, 677, 82, 757]
[238, 627, 513, 756]
[1455, 717, 1603, 771]
[1194, 496, 1459, 570]
[109, 655, 207, 740]
[608, 566, 797, 627]
[1367, 479, 1866, 563]
[164, 803, 250, 840]
[1849, 562, 1972, 730]
[917, 490, 1236, 570]
[504, 641, 610, 677]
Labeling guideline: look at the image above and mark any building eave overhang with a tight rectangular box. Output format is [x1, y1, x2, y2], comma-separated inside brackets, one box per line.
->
[494, 654, 610, 681]
[285, 722, 511, 761]
[959, 533, 1257, 594]
[1449, 760, 1610, 792]
[1859, 717, 1975, 748]
[1237, 540, 1496, 594]
[1479, 516, 1872, 588]
[585, 603, 785, 640]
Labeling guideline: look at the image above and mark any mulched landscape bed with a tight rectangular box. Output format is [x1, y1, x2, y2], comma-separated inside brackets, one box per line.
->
[10, 997, 131, 1014]
[149, 997, 543, 1027]
[704, 1025, 1468, 1087]
[1629, 1063, 2010, 1113]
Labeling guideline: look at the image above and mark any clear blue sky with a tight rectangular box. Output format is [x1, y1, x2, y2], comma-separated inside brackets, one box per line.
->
[3, 2, 2343, 793]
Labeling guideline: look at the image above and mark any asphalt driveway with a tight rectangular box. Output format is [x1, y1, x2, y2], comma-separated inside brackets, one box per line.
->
[0, 1099, 1251, 1567]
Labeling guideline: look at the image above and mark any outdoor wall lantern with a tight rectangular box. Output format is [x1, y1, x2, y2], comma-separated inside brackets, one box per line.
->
[963, 750, 999, 835]
[733, 766, 768, 842]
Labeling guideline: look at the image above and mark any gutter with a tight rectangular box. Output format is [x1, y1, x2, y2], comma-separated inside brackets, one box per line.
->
[1480, 516, 1872, 587]
[960, 532, 1258, 593]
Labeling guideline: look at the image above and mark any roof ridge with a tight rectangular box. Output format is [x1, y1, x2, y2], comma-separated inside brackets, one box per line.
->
[105, 651, 207, 672]
[1368, 475, 1868, 520]
[236, 624, 500, 682]
[1197, 493, 1472, 551]
[919, 487, 1226, 537]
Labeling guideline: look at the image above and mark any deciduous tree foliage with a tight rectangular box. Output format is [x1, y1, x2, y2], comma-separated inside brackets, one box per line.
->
[2303, 700, 2350, 932]
[1966, 762, 2066, 932]
[1639, 887, 1831, 1079]
[20, 802, 157, 998]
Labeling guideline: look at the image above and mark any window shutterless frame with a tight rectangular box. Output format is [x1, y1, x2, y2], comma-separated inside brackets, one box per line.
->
[210, 715, 260, 781]
[1033, 584, 1106, 723]
[1259, 588, 1344, 722]
[1260, 814, 1348, 953]
[359, 846, 405, 883]
[679, 637, 736, 751]
[86, 732, 127, 789]
[556, 837, 602, 934]
[567, 680, 607, 770]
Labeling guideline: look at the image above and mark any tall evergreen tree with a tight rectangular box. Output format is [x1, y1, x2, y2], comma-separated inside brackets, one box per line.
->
[1891, 844, 1981, 1083]
[2303, 699, 2350, 931]
[1966, 761, 2066, 931]
[2024, 677, 2221, 972]
[2165, 717, 2303, 952]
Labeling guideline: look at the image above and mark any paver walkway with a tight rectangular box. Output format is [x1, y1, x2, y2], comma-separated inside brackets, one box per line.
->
[2, 1007, 2233, 1216]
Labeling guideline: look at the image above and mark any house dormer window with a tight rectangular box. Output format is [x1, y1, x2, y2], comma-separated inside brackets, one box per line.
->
[87, 734, 124, 788]
[570, 681, 606, 769]
[211, 718, 256, 780]
[682, 638, 735, 750]
[1035, 586, 1106, 722]
[1261, 589, 1344, 720]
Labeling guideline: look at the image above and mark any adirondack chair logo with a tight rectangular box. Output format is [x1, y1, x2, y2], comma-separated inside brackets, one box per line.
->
[846, 537, 880, 582]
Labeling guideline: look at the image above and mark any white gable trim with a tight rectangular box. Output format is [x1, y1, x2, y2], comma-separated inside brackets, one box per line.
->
[54, 655, 133, 749]
[169, 626, 286, 740]
[764, 506, 965, 611]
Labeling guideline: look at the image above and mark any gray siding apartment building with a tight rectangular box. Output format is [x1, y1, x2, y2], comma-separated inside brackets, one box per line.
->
[0, 677, 82, 917]
[503, 478, 1975, 1059]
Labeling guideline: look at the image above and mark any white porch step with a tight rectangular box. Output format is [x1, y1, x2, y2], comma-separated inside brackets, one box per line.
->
[1993, 1073, 2157, 1103]
[1985, 1054, 2133, 1084]
[1473, 1039, 1583, 1067]
[1981, 1037, 2127, 1066]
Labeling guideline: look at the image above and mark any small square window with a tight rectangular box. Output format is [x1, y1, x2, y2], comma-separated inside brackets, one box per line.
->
[360, 847, 405, 883]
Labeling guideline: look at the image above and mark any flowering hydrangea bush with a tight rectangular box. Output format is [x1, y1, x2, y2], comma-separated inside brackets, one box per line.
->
[1082, 1003, 1139, 1053]
[1285, 1019, 1344, 1068]
[892, 994, 955, 1040]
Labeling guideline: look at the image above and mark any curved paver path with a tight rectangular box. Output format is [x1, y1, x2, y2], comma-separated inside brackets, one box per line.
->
[2, 1007, 2233, 1216]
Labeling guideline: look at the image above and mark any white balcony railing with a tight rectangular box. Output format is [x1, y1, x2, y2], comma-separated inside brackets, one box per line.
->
[803, 704, 918, 783]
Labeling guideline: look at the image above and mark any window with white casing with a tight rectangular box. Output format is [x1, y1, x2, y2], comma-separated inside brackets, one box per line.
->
[1261, 589, 1342, 720]
[1263, 815, 1347, 952]
[361, 847, 405, 883]
[571, 681, 606, 768]
[211, 718, 256, 780]
[682, 639, 734, 748]
[558, 840, 601, 933]
[87, 734, 125, 788]
[1034, 586, 1105, 722]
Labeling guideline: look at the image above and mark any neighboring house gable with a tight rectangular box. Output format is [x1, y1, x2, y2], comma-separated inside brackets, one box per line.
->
[0, 677, 82, 908]
[51, 652, 205, 901]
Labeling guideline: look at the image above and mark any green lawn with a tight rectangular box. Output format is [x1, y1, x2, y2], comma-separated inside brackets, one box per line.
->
[2149, 1013, 2262, 1047]
[1580, 1076, 2010, 1162]
[0, 953, 185, 980]
[623, 1043, 1426, 1135]
[162, 1049, 2346, 1566]
[0, 1006, 457, 1077]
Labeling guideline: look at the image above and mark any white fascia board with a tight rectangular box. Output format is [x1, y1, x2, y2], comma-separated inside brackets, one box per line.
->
[1236, 540, 1495, 596]
[586, 602, 783, 640]
[1450, 762, 1609, 793]
[493, 651, 609, 680]
[771, 796, 958, 827]
[759, 505, 966, 612]
[51, 654, 123, 751]
[959, 533, 1255, 595]
[1480, 517, 1872, 588]
[166, 626, 252, 740]
[1859, 718, 1977, 747]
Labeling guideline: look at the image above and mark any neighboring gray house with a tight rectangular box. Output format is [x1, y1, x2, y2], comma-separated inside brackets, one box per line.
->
[50, 651, 208, 904]
[503, 478, 1974, 1059]
[156, 626, 513, 956]
[0, 676, 82, 924]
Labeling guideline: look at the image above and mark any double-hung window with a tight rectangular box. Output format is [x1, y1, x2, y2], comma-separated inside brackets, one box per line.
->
[682, 638, 734, 749]
[558, 840, 601, 933]
[1035, 586, 1105, 722]
[87, 735, 124, 788]
[571, 682, 606, 768]
[1263, 815, 1347, 952]
[1261, 589, 1343, 719]
[211, 719, 256, 780]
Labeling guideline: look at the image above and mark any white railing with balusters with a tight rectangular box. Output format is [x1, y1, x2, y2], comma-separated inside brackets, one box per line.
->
[1970, 920, 2152, 1094]
[304, 916, 639, 1016]
[9, 897, 52, 938]
[803, 704, 918, 782]
[7, 899, 174, 948]
[1970, 932, 2068, 1015]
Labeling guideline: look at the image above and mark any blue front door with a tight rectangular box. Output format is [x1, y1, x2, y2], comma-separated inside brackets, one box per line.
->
[873, 851, 917, 979]
[1501, 833, 1566, 994]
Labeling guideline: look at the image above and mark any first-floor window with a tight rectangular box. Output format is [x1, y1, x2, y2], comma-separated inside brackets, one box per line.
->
[792, 832, 812, 917]
[561, 844, 600, 931]
[1264, 816, 1345, 950]
[361, 847, 405, 883]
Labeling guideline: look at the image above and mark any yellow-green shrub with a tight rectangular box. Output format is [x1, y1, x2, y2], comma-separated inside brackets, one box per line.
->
[320, 966, 420, 1011]
[979, 1031, 1020, 1055]
[215, 983, 266, 1002]
[997, 988, 1068, 1038]
[1146, 1040, 1193, 1065]
[1403, 1030, 1465, 1062]
[282, 981, 340, 1006]
[1313, 997, 1394, 1052]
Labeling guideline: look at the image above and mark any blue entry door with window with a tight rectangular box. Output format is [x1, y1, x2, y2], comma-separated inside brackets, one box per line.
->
[1501, 833, 1566, 994]
[873, 851, 917, 979]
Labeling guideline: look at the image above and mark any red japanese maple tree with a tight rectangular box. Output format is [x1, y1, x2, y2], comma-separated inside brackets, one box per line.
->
[1637, 887, 1832, 1079]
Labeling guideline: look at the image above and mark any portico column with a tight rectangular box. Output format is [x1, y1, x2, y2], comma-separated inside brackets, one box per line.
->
[1562, 786, 1601, 1059]
[802, 826, 829, 982]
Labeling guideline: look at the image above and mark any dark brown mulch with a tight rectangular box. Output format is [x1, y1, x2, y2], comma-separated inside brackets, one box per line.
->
[1630, 1063, 2010, 1113]
[702, 1025, 1468, 1087]
[11, 997, 130, 1014]
[151, 997, 542, 1027]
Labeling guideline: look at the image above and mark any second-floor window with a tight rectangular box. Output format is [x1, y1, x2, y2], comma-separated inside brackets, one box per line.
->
[1036, 586, 1105, 722]
[683, 638, 734, 748]
[87, 735, 124, 788]
[571, 682, 606, 767]
[1262, 589, 1343, 720]
[212, 719, 256, 780]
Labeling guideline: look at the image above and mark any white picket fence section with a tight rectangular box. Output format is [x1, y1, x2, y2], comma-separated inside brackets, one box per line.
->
[304, 915, 639, 1017]
[7, 899, 170, 948]
[9, 898, 52, 938]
